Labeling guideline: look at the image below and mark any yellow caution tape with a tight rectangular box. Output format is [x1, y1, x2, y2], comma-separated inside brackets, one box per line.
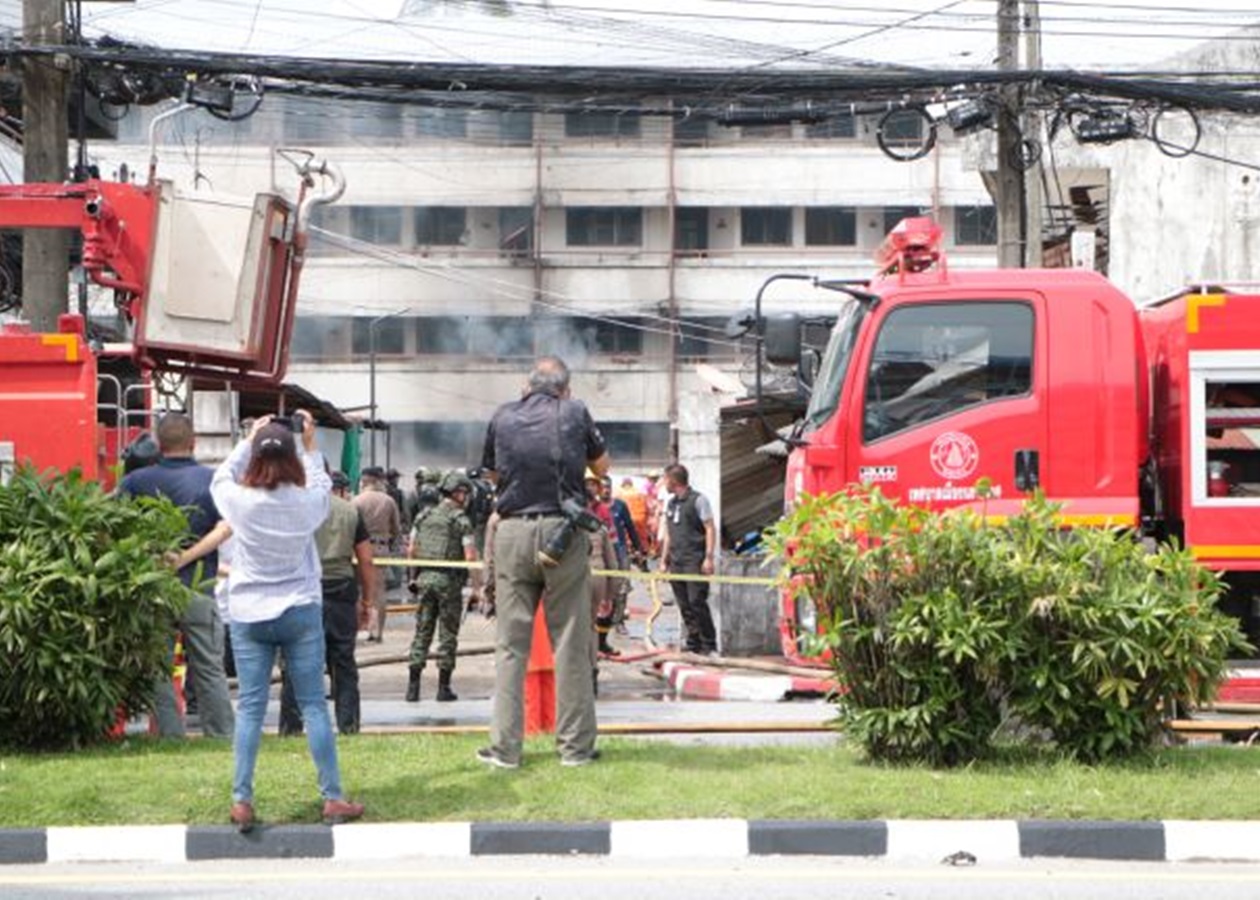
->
[374, 556, 778, 587]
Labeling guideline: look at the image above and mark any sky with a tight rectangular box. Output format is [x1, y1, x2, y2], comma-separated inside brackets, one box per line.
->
[77, 0, 1260, 73]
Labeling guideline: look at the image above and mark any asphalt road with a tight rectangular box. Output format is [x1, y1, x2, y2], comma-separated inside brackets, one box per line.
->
[7, 858, 1260, 900]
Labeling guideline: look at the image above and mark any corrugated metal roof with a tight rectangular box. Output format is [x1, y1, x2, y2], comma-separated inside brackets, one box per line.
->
[719, 407, 792, 541]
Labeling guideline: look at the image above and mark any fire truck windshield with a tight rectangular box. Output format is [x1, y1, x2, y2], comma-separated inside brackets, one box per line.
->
[802, 298, 863, 433]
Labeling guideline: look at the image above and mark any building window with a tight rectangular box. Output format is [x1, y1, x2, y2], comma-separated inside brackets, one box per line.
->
[677, 317, 734, 359]
[601, 422, 671, 464]
[594, 318, 644, 355]
[349, 101, 403, 139]
[416, 317, 469, 354]
[741, 207, 792, 246]
[416, 108, 468, 139]
[290, 316, 331, 359]
[673, 116, 709, 146]
[351, 316, 408, 356]
[675, 207, 709, 252]
[292, 315, 353, 358]
[467, 317, 534, 358]
[805, 207, 857, 246]
[413, 316, 533, 356]
[878, 109, 925, 144]
[741, 123, 792, 140]
[497, 110, 533, 145]
[863, 302, 1034, 442]
[306, 206, 349, 256]
[349, 206, 403, 245]
[882, 206, 923, 235]
[805, 114, 857, 139]
[499, 207, 533, 255]
[282, 97, 328, 143]
[414, 207, 467, 246]
[564, 111, 641, 138]
[955, 205, 998, 246]
[410, 421, 482, 463]
[566, 207, 643, 247]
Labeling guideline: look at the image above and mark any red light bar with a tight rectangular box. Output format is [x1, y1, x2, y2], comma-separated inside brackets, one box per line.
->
[875, 216, 943, 276]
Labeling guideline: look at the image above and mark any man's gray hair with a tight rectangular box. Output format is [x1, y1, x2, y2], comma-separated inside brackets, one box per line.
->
[527, 356, 571, 397]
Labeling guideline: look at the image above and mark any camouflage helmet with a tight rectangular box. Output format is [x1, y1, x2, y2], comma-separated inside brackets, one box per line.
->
[440, 471, 474, 495]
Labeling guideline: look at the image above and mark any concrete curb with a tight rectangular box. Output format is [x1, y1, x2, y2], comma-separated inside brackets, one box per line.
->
[6, 820, 1260, 865]
[658, 660, 830, 701]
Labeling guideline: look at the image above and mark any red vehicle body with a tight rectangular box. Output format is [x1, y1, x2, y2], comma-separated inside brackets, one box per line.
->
[0, 161, 343, 489]
[773, 219, 1260, 697]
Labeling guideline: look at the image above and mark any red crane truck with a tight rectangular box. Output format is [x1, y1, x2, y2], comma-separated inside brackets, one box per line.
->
[0, 154, 344, 489]
[764, 218, 1260, 699]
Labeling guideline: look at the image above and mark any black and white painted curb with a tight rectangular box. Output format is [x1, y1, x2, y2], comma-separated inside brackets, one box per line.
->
[4, 820, 1260, 864]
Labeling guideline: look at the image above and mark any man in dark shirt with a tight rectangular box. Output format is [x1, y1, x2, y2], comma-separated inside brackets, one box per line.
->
[658, 463, 719, 656]
[118, 412, 234, 738]
[476, 356, 610, 769]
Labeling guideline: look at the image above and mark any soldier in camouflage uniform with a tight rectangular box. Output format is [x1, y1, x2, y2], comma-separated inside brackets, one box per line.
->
[407, 466, 443, 526]
[405, 467, 445, 587]
[405, 471, 481, 702]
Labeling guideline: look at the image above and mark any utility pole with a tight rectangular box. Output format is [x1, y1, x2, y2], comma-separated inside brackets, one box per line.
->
[995, 0, 1025, 268]
[21, 0, 71, 332]
[1023, 0, 1044, 267]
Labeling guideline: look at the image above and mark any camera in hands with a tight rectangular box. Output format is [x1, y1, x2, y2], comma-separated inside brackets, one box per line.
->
[537, 497, 603, 567]
[273, 411, 310, 433]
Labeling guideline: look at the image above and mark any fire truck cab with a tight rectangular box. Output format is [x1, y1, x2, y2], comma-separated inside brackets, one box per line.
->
[770, 217, 1260, 659]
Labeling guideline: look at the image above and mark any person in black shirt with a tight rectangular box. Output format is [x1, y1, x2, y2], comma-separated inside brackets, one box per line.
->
[658, 463, 719, 655]
[476, 356, 609, 768]
[118, 412, 235, 738]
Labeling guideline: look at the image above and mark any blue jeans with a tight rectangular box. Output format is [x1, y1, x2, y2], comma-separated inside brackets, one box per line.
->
[230, 602, 343, 804]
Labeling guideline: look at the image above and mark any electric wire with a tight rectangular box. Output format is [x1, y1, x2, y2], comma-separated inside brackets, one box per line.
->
[76, 0, 1260, 92]
[83, 0, 1260, 40]
[307, 225, 747, 348]
[474, 0, 1260, 35]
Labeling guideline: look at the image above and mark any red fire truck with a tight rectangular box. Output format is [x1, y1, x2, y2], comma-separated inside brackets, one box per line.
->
[0, 155, 344, 489]
[765, 218, 1260, 697]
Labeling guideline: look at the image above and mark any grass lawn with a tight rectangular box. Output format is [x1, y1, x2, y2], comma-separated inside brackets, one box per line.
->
[3, 734, 1260, 827]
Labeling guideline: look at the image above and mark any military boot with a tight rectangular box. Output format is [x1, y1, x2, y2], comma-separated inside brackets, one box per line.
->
[435, 669, 458, 702]
[405, 666, 421, 703]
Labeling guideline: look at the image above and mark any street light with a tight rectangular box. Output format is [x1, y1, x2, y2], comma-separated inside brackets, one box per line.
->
[368, 306, 408, 468]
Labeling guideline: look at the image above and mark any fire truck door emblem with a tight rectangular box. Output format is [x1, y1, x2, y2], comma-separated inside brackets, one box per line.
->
[929, 431, 979, 480]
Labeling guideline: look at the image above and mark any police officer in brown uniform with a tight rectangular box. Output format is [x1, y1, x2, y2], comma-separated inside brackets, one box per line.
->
[353, 466, 401, 641]
[476, 356, 610, 769]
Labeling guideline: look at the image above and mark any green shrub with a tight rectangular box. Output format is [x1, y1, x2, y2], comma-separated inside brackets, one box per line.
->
[0, 466, 193, 751]
[768, 488, 1248, 766]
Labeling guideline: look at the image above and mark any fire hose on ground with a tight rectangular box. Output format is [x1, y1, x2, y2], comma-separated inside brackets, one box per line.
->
[368, 555, 823, 679]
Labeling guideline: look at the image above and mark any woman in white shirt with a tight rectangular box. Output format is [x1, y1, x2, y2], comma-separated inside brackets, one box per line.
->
[210, 413, 363, 832]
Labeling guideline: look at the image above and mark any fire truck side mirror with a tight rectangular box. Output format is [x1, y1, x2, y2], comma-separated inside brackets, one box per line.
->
[764, 314, 802, 367]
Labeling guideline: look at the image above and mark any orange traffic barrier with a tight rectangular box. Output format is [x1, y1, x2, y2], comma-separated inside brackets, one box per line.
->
[524, 604, 556, 734]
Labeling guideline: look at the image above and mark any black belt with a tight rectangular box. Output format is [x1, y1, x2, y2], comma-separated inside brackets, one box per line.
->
[500, 511, 562, 520]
